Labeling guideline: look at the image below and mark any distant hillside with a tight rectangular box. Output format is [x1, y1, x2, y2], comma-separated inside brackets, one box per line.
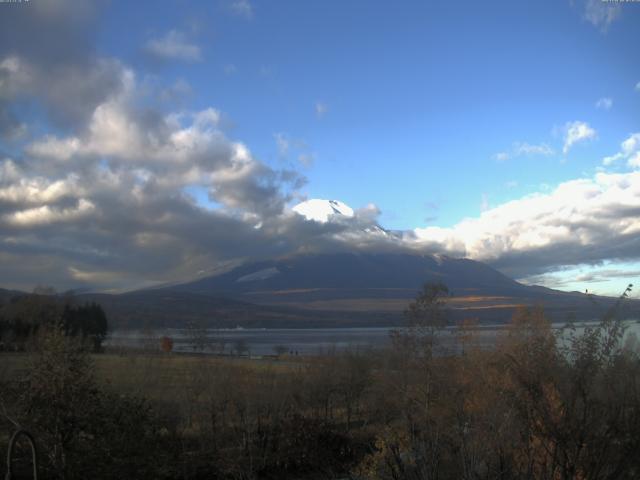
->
[76, 289, 399, 329]
[166, 252, 638, 325]
[174, 252, 528, 298]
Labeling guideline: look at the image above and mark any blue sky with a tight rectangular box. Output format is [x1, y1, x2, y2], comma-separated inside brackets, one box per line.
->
[0, 0, 639, 294]
[101, 0, 640, 228]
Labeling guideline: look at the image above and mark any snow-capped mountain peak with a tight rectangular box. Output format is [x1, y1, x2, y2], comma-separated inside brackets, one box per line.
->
[292, 199, 354, 223]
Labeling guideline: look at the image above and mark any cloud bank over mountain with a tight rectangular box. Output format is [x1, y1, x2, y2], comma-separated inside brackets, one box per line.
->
[0, 1, 639, 292]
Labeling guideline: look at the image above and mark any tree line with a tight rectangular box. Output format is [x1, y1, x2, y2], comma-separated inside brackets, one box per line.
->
[0, 290, 108, 352]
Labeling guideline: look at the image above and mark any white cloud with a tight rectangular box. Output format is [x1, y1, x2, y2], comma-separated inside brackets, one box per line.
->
[494, 142, 554, 161]
[0, 175, 82, 204]
[144, 30, 201, 63]
[636, 81, 640, 92]
[595, 97, 613, 110]
[412, 171, 640, 277]
[26, 79, 249, 183]
[563, 121, 596, 154]
[602, 153, 624, 166]
[229, 0, 253, 19]
[602, 132, 640, 168]
[583, 0, 621, 32]
[315, 101, 328, 118]
[5, 199, 95, 227]
[3, 70, 306, 281]
[274, 132, 289, 156]
[623, 134, 640, 167]
[513, 142, 554, 157]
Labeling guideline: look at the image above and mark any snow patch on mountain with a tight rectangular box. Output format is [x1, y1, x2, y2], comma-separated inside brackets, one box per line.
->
[292, 199, 354, 223]
[236, 267, 280, 283]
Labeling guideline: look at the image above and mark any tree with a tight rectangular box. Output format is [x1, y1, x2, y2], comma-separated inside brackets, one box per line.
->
[61, 302, 108, 352]
[160, 336, 174, 353]
[391, 281, 450, 359]
[13, 326, 181, 479]
[273, 344, 288, 357]
[497, 288, 640, 480]
[186, 320, 209, 352]
[367, 283, 452, 480]
[234, 338, 249, 356]
[17, 327, 99, 478]
[0, 294, 108, 352]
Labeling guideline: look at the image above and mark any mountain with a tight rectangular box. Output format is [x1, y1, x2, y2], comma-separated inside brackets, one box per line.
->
[292, 198, 395, 238]
[168, 252, 636, 325]
[2, 251, 636, 329]
[292, 199, 354, 222]
[175, 252, 527, 299]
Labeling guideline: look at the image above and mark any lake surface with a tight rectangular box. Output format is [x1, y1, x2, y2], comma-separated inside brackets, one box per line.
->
[106, 319, 640, 356]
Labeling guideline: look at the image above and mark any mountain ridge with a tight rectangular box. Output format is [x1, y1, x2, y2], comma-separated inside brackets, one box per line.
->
[2, 253, 637, 329]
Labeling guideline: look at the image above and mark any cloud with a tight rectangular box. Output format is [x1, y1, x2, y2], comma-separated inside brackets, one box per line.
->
[158, 78, 192, 103]
[298, 153, 315, 167]
[0, 63, 312, 290]
[494, 142, 555, 161]
[0, 0, 103, 67]
[274, 132, 290, 156]
[412, 170, 640, 278]
[636, 81, 640, 92]
[519, 262, 640, 294]
[144, 30, 202, 63]
[0, 54, 127, 132]
[514, 142, 555, 157]
[574, 268, 640, 283]
[0, 107, 27, 141]
[5, 199, 96, 227]
[0, 1, 126, 130]
[582, 0, 621, 32]
[480, 193, 489, 212]
[273, 133, 315, 166]
[315, 102, 328, 118]
[595, 97, 613, 110]
[229, 0, 253, 19]
[603, 132, 640, 167]
[563, 121, 596, 154]
[223, 64, 237, 75]
[25, 79, 304, 217]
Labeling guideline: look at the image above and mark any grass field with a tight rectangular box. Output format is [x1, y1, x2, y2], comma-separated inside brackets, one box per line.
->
[1, 351, 303, 402]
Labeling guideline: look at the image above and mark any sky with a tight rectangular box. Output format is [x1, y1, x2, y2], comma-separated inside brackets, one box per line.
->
[0, 0, 639, 295]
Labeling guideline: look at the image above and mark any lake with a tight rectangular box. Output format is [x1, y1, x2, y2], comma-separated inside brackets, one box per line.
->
[105, 319, 640, 356]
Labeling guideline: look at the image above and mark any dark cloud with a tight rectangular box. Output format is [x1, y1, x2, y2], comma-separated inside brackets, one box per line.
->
[0, 0, 122, 130]
[0, 0, 101, 66]
[0, 102, 26, 140]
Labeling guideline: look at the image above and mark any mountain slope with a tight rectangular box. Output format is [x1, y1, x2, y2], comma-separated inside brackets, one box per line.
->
[175, 252, 530, 299]
[166, 252, 636, 324]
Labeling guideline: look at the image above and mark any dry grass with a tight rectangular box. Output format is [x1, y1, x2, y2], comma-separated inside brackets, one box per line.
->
[0, 351, 302, 403]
